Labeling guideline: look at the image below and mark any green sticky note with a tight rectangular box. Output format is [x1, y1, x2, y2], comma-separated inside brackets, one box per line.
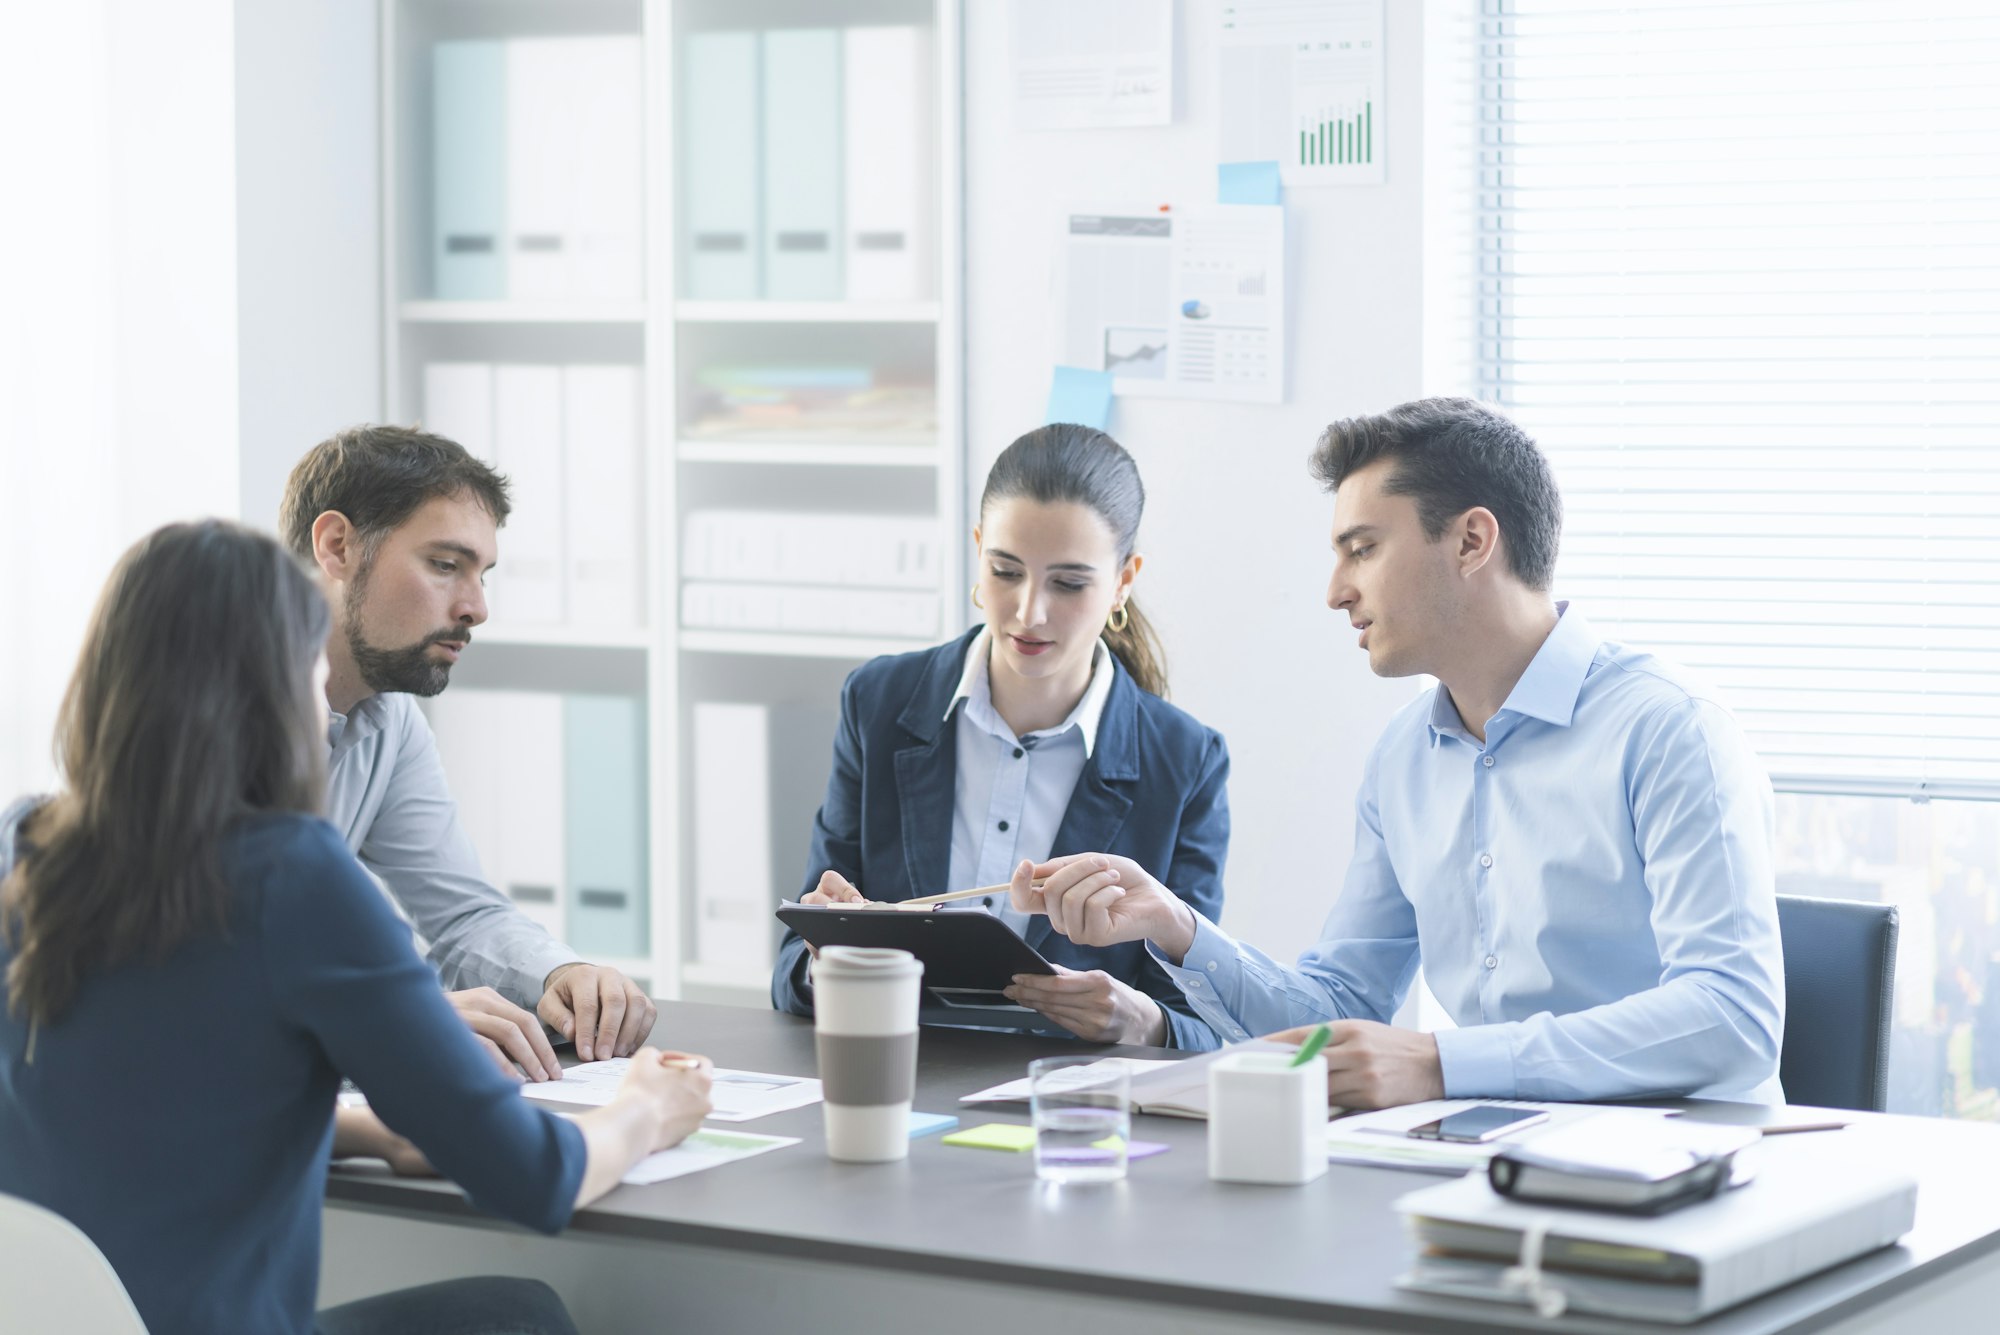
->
[941, 1122, 1039, 1153]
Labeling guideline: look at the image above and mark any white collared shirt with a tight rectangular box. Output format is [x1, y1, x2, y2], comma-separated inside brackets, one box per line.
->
[941, 629, 1115, 932]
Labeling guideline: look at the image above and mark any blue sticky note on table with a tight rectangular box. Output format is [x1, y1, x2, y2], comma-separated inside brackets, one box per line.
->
[1219, 160, 1282, 206]
[1046, 365, 1114, 429]
[909, 1112, 959, 1139]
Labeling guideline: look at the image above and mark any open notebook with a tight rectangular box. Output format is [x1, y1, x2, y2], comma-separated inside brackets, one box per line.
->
[960, 1040, 1296, 1120]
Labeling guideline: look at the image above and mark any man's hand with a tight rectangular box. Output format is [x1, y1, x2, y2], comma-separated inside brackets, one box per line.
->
[450, 986, 561, 1082]
[1009, 854, 1198, 963]
[540, 963, 657, 1063]
[1004, 966, 1169, 1046]
[1266, 1021, 1444, 1110]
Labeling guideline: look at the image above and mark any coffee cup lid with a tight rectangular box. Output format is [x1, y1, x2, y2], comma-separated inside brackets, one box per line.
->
[814, 946, 924, 980]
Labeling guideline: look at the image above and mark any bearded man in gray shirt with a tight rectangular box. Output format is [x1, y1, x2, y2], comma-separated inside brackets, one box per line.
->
[280, 425, 655, 1080]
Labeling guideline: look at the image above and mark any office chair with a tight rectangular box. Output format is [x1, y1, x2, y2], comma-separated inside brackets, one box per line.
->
[1776, 894, 1898, 1113]
[0, 1193, 148, 1333]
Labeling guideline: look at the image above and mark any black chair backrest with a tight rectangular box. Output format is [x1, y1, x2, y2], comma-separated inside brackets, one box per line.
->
[1776, 894, 1897, 1112]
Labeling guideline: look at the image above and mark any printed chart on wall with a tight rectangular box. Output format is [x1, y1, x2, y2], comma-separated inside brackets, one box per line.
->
[1219, 0, 1386, 186]
[1012, 0, 1173, 130]
[1056, 204, 1285, 404]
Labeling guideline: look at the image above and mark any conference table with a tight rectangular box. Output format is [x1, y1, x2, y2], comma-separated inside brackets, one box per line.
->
[322, 1000, 2000, 1334]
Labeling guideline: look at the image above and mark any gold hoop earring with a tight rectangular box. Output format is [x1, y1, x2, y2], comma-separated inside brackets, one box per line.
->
[1106, 603, 1129, 633]
[970, 583, 985, 610]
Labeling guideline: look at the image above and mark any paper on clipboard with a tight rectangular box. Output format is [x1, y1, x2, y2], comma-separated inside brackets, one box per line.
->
[1056, 202, 1285, 404]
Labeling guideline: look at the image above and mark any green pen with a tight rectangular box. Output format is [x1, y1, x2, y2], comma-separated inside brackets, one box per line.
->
[1288, 1023, 1333, 1068]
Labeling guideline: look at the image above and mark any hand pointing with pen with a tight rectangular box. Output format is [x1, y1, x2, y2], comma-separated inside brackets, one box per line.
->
[1009, 853, 1201, 965]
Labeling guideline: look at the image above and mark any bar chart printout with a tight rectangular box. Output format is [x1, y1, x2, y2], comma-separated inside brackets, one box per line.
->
[1218, 0, 1386, 186]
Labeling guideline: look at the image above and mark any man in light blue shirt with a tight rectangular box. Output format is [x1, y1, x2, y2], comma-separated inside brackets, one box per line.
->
[1014, 398, 1784, 1107]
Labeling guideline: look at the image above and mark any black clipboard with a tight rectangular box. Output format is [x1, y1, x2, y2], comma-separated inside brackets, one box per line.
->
[776, 904, 1057, 1005]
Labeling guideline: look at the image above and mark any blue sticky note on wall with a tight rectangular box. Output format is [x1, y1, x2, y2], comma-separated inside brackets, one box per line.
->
[1219, 160, 1283, 206]
[1046, 366, 1114, 429]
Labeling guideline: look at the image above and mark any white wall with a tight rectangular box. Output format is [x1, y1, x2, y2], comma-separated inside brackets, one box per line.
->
[0, 0, 242, 799]
[964, 0, 1427, 960]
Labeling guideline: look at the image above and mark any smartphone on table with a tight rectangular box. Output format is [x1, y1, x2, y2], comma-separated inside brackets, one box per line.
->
[1407, 1105, 1550, 1143]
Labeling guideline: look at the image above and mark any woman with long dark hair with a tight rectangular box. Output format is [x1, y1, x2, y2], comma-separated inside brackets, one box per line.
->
[0, 521, 710, 1335]
[771, 425, 1231, 1048]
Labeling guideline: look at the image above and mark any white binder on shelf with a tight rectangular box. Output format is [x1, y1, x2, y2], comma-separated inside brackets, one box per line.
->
[503, 38, 573, 300]
[421, 363, 496, 463]
[561, 36, 644, 301]
[429, 690, 566, 940]
[564, 694, 648, 959]
[432, 40, 507, 300]
[491, 365, 566, 625]
[682, 30, 761, 300]
[692, 703, 777, 973]
[680, 511, 939, 590]
[681, 583, 939, 639]
[842, 25, 932, 302]
[561, 364, 644, 631]
[760, 29, 844, 300]
[691, 701, 831, 975]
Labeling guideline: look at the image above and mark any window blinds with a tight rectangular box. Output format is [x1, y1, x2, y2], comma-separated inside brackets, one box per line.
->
[1473, 0, 2000, 799]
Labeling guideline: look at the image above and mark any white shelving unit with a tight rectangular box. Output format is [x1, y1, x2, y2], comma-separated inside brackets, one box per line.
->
[380, 0, 964, 1003]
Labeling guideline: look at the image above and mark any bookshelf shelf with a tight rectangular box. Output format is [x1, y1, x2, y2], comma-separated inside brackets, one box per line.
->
[675, 440, 941, 468]
[677, 630, 936, 661]
[400, 300, 646, 325]
[674, 300, 941, 325]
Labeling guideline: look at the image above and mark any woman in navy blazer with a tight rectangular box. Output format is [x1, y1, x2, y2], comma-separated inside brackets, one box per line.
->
[772, 425, 1230, 1050]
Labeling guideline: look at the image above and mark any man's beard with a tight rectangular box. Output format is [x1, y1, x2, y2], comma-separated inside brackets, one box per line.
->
[345, 576, 468, 698]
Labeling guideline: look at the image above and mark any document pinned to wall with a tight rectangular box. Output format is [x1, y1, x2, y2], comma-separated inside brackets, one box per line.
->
[1055, 203, 1285, 403]
[1219, 0, 1386, 187]
[1012, 0, 1173, 130]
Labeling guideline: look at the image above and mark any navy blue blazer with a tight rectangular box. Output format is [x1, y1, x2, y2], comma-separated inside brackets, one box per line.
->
[771, 627, 1230, 1050]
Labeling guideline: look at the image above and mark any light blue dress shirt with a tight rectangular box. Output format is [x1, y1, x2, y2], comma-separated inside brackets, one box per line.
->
[943, 630, 1114, 933]
[1157, 605, 1786, 1103]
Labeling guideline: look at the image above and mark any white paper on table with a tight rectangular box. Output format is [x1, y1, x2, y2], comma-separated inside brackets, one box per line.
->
[960, 1057, 1180, 1105]
[621, 1129, 800, 1185]
[520, 1060, 824, 1122]
[1055, 202, 1285, 404]
[1325, 1100, 1682, 1175]
[1218, 0, 1386, 187]
[1012, 0, 1172, 131]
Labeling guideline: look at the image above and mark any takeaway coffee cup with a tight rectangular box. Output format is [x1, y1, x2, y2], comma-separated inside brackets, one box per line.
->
[812, 946, 924, 1162]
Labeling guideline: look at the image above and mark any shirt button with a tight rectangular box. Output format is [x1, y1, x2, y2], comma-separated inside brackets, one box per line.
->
[1188, 978, 1203, 989]
[1482, 755, 1495, 768]
[1485, 955, 1499, 969]
[983, 898, 993, 908]
[998, 820, 1010, 832]
[1206, 961, 1218, 972]
[1013, 747, 1024, 759]
[1479, 853, 1493, 868]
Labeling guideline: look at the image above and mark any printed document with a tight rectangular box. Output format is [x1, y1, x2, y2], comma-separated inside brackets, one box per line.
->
[1219, 0, 1387, 186]
[621, 1129, 800, 1185]
[1057, 203, 1285, 403]
[1013, 0, 1173, 130]
[520, 1060, 824, 1122]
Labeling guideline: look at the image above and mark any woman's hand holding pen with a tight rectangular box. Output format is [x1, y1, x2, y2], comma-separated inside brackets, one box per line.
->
[571, 1048, 715, 1209]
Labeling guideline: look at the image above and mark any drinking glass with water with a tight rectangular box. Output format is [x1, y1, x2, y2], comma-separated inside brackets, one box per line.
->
[1028, 1057, 1131, 1184]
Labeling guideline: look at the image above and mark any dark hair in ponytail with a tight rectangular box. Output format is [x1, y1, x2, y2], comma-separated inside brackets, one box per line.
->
[979, 424, 1169, 698]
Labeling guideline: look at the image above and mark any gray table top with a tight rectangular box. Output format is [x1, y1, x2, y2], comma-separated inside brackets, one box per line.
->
[326, 1000, 2000, 1334]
